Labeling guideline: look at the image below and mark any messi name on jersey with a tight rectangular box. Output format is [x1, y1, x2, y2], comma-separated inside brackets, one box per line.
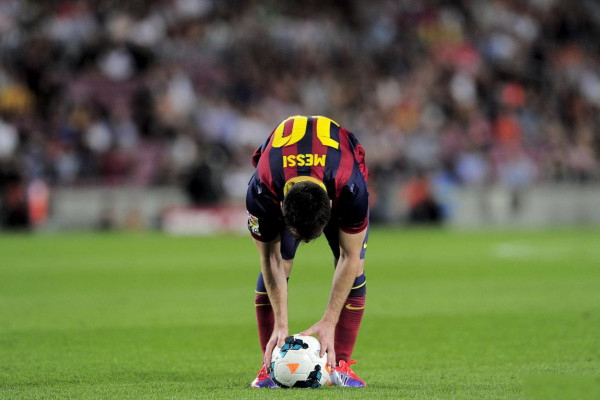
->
[283, 153, 326, 168]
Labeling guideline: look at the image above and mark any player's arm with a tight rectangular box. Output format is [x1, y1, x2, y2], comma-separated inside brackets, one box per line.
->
[301, 226, 367, 367]
[253, 235, 289, 370]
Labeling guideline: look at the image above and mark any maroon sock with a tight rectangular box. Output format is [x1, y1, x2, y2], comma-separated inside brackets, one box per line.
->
[335, 294, 366, 364]
[255, 293, 274, 355]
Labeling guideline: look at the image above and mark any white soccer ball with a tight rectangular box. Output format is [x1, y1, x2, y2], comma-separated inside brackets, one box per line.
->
[270, 334, 329, 388]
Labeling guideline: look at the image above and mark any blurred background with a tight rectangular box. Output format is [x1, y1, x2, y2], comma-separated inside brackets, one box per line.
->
[0, 0, 599, 233]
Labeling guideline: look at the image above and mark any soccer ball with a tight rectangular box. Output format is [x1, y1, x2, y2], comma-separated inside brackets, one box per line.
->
[270, 334, 329, 388]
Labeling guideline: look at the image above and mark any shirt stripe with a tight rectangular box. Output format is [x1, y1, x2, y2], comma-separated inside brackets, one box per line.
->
[311, 117, 328, 184]
[335, 127, 354, 200]
[296, 117, 313, 176]
[281, 118, 298, 183]
[258, 130, 276, 197]
[324, 123, 342, 201]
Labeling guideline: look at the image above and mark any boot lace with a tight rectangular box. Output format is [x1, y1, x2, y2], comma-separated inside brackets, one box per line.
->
[336, 359, 360, 379]
[257, 365, 269, 380]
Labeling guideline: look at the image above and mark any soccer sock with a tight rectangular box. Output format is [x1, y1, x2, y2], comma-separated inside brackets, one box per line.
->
[255, 272, 290, 356]
[255, 272, 273, 356]
[335, 274, 366, 364]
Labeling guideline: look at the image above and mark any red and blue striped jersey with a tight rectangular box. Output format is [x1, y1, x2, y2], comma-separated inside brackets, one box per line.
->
[247, 116, 369, 241]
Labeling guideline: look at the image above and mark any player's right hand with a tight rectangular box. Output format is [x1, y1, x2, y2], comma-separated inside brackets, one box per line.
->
[264, 326, 288, 372]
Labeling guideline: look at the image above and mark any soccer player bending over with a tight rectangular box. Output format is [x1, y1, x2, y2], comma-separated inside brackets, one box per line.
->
[246, 116, 370, 388]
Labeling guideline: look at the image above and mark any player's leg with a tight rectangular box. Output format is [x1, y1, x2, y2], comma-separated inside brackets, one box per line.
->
[254, 227, 297, 354]
[254, 264, 293, 355]
[324, 222, 369, 387]
[252, 227, 299, 388]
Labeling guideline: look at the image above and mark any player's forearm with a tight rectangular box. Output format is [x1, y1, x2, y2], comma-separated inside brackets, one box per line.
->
[321, 254, 359, 325]
[261, 255, 289, 328]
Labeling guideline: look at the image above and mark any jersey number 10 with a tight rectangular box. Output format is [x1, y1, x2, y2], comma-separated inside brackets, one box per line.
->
[272, 116, 340, 149]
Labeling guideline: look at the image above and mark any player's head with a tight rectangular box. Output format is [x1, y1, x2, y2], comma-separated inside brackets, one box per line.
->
[282, 181, 331, 243]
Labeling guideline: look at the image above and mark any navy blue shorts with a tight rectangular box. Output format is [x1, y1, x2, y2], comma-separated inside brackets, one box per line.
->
[280, 218, 369, 261]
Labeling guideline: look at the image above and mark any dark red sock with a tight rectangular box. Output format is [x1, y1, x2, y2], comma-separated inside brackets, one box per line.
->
[255, 292, 274, 355]
[335, 293, 366, 363]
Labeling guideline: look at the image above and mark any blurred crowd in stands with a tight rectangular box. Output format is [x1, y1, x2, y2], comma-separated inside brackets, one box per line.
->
[1, 0, 599, 225]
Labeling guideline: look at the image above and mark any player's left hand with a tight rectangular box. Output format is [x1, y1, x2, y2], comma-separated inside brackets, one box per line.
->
[301, 319, 336, 368]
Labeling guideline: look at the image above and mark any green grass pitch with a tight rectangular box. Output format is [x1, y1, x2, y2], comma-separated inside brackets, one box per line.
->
[1, 228, 599, 399]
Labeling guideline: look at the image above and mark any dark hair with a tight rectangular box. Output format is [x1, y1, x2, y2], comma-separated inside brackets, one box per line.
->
[282, 181, 331, 242]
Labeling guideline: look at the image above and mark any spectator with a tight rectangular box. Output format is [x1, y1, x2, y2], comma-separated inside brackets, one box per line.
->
[402, 170, 442, 225]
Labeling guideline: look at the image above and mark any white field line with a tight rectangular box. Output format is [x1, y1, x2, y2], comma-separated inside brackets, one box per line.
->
[492, 243, 573, 260]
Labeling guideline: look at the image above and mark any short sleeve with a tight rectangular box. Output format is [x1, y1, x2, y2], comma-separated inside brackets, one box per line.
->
[246, 174, 284, 242]
[335, 172, 369, 234]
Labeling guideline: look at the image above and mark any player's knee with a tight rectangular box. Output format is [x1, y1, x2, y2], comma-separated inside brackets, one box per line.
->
[255, 272, 290, 301]
[348, 274, 366, 297]
[255, 274, 270, 306]
[256, 272, 268, 294]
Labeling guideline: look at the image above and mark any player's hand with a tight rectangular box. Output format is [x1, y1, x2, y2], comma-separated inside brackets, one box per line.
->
[264, 325, 288, 372]
[301, 319, 336, 369]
